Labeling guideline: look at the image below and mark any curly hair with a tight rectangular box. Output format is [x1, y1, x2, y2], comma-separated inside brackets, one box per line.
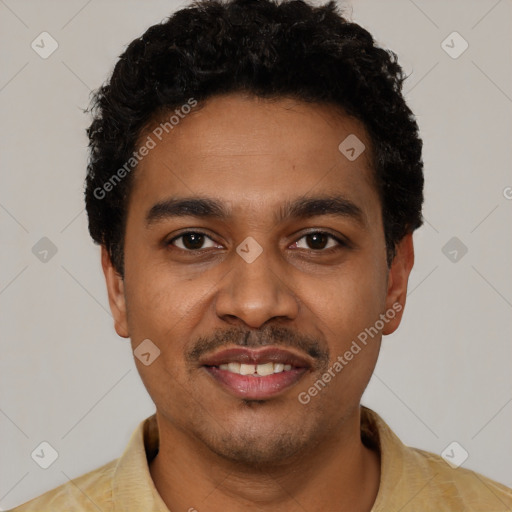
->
[85, 0, 424, 276]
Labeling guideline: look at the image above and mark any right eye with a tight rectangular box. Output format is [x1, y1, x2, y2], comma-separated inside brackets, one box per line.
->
[167, 231, 220, 251]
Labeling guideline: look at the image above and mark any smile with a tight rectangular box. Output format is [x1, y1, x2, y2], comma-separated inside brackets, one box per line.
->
[200, 347, 312, 400]
[218, 362, 293, 376]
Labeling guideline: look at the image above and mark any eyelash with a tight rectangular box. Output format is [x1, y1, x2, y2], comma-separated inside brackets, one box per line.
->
[166, 230, 348, 253]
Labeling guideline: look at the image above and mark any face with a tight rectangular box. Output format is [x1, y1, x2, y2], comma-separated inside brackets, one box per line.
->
[102, 93, 413, 466]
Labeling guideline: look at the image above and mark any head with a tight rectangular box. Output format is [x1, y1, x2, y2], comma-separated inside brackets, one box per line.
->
[85, 0, 423, 466]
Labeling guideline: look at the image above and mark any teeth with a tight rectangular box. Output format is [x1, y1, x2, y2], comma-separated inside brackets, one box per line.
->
[217, 362, 295, 376]
[228, 362, 241, 373]
[256, 362, 274, 376]
[239, 363, 255, 375]
[273, 363, 284, 373]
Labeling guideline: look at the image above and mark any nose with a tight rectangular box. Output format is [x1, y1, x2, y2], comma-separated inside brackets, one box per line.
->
[214, 242, 299, 328]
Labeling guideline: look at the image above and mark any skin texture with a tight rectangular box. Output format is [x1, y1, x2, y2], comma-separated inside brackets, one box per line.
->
[102, 93, 414, 511]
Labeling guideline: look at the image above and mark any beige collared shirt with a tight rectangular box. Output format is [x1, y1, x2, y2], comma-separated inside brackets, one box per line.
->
[9, 407, 512, 511]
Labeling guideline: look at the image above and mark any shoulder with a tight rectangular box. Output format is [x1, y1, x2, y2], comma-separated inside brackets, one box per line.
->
[7, 458, 118, 512]
[406, 446, 512, 510]
[362, 407, 512, 511]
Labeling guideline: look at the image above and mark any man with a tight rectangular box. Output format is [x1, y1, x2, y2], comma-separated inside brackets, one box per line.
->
[10, 0, 512, 510]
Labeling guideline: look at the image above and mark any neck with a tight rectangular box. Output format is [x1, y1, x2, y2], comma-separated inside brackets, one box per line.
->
[149, 407, 380, 512]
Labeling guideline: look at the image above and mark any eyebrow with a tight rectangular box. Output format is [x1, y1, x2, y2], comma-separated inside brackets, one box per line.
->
[145, 194, 366, 228]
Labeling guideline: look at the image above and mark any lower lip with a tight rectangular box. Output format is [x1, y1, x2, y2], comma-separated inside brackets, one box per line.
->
[203, 366, 309, 400]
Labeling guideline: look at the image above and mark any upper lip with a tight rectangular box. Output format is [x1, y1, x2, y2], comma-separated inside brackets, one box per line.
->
[199, 347, 313, 368]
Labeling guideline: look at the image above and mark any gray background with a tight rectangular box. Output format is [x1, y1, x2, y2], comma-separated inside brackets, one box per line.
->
[1, 0, 511, 508]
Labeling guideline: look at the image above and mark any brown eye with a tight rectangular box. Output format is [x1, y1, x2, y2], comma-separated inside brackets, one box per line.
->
[294, 232, 345, 251]
[306, 232, 328, 250]
[169, 232, 217, 251]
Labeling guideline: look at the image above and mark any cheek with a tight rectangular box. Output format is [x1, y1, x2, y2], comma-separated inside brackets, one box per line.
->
[301, 254, 386, 387]
[122, 266, 198, 413]
[312, 258, 387, 338]
[297, 270, 384, 412]
[123, 257, 215, 379]
[124, 255, 196, 328]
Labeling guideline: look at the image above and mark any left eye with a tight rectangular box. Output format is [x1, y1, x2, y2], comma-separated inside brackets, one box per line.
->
[292, 232, 344, 251]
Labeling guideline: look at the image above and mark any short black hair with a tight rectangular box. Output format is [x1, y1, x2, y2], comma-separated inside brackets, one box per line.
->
[85, 0, 424, 276]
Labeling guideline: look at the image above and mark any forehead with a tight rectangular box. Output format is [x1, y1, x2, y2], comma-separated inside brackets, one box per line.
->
[129, 93, 379, 221]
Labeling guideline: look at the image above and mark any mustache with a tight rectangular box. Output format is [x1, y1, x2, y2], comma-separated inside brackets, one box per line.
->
[186, 324, 330, 369]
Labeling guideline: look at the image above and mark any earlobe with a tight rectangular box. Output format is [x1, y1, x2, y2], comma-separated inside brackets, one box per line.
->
[382, 233, 414, 335]
[101, 246, 129, 338]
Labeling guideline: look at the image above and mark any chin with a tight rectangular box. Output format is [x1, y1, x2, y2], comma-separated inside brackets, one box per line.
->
[210, 432, 307, 467]
[197, 412, 321, 467]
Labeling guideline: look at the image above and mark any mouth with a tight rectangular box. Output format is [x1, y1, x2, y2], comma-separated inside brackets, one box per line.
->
[200, 347, 312, 400]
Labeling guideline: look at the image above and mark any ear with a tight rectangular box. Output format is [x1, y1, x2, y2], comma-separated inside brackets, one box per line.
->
[382, 233, 414, 335]
[101, 246, 129, 338]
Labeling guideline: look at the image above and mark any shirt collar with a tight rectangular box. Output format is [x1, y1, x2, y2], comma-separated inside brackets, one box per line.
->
[110, 407, 407, 511]
[360, 406, 405, 511]
[112, 413, 169, 511]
